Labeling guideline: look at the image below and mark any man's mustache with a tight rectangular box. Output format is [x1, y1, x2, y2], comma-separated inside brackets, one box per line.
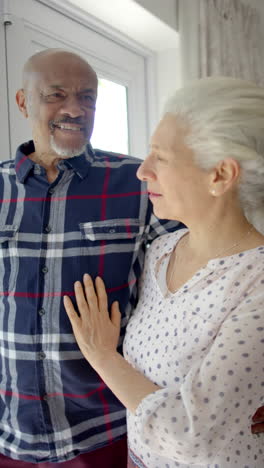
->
[49, 117, 87, 128]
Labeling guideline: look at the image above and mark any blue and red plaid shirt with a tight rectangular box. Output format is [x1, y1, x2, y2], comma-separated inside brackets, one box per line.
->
[0, 141, 179, 463]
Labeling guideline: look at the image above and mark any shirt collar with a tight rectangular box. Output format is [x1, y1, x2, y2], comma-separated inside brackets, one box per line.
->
[15, 140, 95, 183]
[63, 143, 94, 179]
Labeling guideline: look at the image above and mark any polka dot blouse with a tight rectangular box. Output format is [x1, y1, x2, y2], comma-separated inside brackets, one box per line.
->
[123, 228, 264, 468]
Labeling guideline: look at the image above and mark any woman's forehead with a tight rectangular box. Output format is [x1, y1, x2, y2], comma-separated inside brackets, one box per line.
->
[151, 114, 189, 148]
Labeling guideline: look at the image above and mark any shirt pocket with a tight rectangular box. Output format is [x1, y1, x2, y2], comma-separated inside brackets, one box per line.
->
[0, 225, 19, 292]
[78, 218, 144, 280]
[79, 218, 143, 243]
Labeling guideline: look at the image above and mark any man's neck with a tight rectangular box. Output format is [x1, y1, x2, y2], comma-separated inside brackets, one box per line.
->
[28, 151, 61, 184]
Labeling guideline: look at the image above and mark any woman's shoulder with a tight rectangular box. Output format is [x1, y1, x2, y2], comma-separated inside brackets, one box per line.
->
[148, 228, 188, 258]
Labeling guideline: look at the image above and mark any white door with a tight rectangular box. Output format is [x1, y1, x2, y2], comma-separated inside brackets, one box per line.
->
[1, 0, 152, 159]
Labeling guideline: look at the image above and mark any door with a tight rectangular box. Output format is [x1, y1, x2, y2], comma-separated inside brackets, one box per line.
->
[1, 0, 152, 159]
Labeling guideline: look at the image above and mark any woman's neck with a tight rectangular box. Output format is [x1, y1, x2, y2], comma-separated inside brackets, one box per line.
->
[182, 211, 264, 263]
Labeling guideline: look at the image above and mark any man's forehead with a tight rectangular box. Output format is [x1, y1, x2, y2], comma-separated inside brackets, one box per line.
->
[23, 53, 97, 90]
[46, 83, 96, 92]
[29, 69, 97, 91]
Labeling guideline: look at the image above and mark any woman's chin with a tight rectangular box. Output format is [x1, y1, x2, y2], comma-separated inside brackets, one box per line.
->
[152, 207, 169, 220]
[152, 205, 180, 222]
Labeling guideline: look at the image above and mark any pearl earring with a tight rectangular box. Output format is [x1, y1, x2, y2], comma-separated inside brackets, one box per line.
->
[211, 189, 216, 195]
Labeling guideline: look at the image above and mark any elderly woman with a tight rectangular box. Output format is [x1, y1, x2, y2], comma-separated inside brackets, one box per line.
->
[64, 77, 264, 468]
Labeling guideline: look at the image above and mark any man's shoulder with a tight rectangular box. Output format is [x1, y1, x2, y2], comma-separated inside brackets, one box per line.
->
[92, 148, 142, 166]
[0, 158, 16, 173]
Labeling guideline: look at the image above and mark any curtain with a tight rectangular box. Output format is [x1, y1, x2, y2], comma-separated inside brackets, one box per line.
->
[199, 0, 264, 85]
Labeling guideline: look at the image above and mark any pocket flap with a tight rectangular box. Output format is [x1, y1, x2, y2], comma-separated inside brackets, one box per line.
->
[79, 219, 142, 240]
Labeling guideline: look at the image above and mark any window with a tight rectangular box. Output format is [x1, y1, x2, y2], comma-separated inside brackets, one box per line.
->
[91, 78, 129, 154]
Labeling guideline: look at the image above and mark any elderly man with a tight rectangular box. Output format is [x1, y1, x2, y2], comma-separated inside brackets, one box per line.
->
[0, 48, 178, 467]
[0, 49, 262, 468]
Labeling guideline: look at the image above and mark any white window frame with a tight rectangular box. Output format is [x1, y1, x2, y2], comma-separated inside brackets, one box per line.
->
[0, 0, 11, 158]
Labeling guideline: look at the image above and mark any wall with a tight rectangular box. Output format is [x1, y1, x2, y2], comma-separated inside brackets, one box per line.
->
[132, 0, 181, 116]
[178, 0, 264, 83]
[133, 0, 178, 31]
[243, 0, 264, 43]
[157, 49, 181, 115]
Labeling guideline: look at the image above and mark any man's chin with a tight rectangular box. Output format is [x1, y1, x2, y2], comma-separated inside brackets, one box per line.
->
[50, 137, 87, 158]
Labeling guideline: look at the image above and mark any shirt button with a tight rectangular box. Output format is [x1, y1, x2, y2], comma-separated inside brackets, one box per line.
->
[109, 228, 116, 233]
[34, 166, 41, 175]
[38, 308, 45, 316]
[42, 266, 48, 274]
[44, 225, 52, 233]
[43, 395, 48, 401]
[49, 188, 55, 194]
[38, 351, 46, 360]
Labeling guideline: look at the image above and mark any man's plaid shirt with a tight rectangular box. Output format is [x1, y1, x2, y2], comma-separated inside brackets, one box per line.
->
[0, 141, 178, 463]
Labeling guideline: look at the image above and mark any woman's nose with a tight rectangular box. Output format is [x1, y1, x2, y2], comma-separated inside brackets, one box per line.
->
[136, 158, 155, 181]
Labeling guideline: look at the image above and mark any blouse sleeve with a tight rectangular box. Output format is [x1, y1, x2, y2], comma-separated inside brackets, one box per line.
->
[131, 288, 264, 465]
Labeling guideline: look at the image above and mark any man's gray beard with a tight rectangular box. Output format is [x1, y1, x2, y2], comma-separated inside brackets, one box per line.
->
[50, 135, 87, 158]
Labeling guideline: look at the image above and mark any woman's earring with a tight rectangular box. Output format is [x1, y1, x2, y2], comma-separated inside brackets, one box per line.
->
[211, 189, 216, 195]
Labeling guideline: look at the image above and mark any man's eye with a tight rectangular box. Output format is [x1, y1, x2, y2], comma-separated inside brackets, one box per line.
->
[80, 95, 96, 106]
[81, 95, 93, 100]
[42, 93, 64, 102]
[50, 93, 64, 99]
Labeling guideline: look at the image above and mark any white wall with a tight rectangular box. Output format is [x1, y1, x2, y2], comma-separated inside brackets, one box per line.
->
[132, 0, 181, 115]
[133, 0, 178, 31]
[157, 49, 181, 115]
[178, 0, 200, 83]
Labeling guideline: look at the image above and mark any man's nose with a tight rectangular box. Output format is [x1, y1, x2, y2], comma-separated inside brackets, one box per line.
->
[59, 96, 85, 118]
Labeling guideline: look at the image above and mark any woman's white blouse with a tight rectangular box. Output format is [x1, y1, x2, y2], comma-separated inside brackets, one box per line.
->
[123, 229, 264, 468]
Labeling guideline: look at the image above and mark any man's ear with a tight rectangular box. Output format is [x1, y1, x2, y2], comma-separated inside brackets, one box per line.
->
[16, 89, 29, 118]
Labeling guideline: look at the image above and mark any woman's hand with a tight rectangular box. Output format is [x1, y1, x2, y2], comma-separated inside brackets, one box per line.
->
[65, 274, 159, 413]
[64, 274, 121, 367]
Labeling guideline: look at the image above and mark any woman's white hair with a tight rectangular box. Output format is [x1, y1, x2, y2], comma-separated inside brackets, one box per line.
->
[164, 76, 264, 234]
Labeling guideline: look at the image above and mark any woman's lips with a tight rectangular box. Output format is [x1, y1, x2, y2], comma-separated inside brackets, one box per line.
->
[148, 192, 162, 198]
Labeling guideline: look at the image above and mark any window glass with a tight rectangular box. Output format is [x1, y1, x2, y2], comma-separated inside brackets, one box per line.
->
[91, 78, 129, 154]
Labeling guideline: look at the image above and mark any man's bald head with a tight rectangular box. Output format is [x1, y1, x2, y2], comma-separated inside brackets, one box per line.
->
[22, 49, 97, 91]
[17, 48, 98, 160]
